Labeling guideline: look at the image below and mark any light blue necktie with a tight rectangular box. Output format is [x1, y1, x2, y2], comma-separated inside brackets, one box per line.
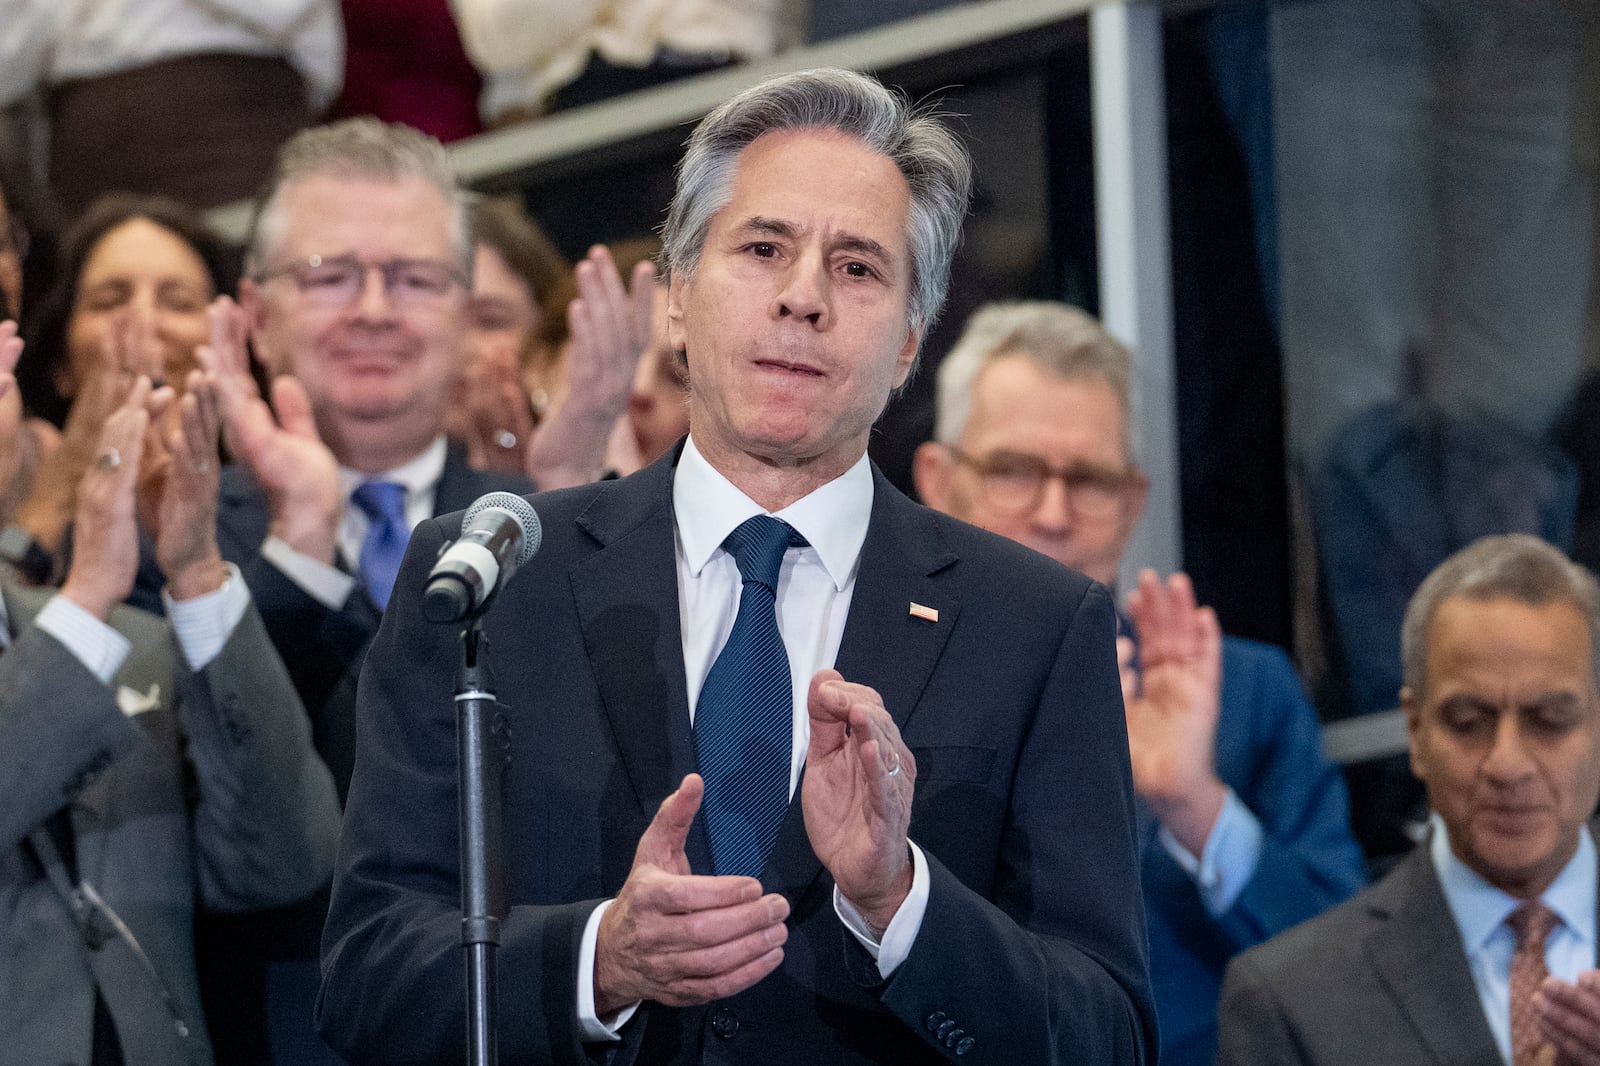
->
[695, 515, 803, 878]
[351, 481, 409, 609]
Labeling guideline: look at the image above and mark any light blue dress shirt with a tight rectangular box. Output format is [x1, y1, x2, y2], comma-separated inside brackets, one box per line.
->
[1432, 813, 1597, 1065]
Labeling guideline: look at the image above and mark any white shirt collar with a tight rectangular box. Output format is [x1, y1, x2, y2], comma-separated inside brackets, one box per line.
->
[337, 435, 448, 502]
[672, 435, 874, 592]
[1431, 811, 1598, 957]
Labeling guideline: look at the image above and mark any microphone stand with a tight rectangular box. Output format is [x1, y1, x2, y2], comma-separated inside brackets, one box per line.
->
[455, 618, 509, 1066]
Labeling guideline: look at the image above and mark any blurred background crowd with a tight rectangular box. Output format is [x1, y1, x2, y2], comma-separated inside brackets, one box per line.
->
[0, 1, 1595, 1064]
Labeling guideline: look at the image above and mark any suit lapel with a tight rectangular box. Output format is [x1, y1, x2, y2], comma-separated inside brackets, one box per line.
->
[833, 468, 960, 739]
[764, 469, 961, 903]
[3, 586, 175, 889]
[1366, 847, 1503, 1065]
[570, 453, 709, 870]
[434, 443, 491, 516]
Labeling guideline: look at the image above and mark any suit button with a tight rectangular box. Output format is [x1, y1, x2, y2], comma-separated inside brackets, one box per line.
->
[924, 1011, 947, 1032]
[956, 1036, 975, 1056]
[936, 1019, 957, 1041]
[711, 1007, 739, 1039]
[944, 1027, 966, 1048]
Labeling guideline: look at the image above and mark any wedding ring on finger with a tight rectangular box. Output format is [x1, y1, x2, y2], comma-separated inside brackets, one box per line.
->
[94, 447, 121, 472]
[885, 751, 903, 778]
[496, 429, 518, 450]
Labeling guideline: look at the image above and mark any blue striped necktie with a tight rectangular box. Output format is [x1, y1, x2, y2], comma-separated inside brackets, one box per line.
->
[351, 481, 409, 609]
[695, 515, 804, 878]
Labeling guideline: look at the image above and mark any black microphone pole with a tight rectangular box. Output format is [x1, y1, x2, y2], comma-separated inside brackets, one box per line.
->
[455, 617, 508, 1066]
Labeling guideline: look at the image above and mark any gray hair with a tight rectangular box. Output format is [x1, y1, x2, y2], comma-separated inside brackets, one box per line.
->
[660, 67, 973, 343]
[245, 117, 474, 277]
[1400, 534, 1600, 696]
[934, 300, 1138, 464]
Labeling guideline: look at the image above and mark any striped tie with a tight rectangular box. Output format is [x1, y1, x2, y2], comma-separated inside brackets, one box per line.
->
[695, 515, 803, 878]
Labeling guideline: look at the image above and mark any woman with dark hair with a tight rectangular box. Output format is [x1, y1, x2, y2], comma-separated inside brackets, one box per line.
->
[8, 193, 236, 575]
[452, 197, 654, 487]
[16, 193, 235, 426]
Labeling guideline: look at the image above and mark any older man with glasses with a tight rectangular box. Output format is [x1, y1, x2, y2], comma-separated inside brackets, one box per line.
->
[914, 300, 1367, 1066]
[170, 117, 549, 1066]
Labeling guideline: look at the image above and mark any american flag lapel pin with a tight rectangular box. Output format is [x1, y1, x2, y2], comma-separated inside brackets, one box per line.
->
[908, 601, 939, 623]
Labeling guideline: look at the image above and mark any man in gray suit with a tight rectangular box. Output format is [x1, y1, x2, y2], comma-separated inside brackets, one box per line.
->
[1218, 534, 1600, 1065]
[0, 346, 341, 1065]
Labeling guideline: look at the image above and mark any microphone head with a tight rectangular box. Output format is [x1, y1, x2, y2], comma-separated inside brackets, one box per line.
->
[463, 491, 542, 566]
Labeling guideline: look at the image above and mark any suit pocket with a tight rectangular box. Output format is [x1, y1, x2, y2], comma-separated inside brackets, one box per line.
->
[907, 745, 996, 784]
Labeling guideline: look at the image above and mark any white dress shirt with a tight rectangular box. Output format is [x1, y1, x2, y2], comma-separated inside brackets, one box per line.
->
[1432, 812, 1597, 1065]
[1, 563, 250, 682]
[261, 436, 447, 610]
[574, 436, 932, 1039]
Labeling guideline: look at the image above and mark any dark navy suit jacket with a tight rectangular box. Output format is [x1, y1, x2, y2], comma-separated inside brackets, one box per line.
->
[193, 441, 534, 1065]
[214, 439, 536, 799]
[1141, 636, 1366, 1065]
[318, 447, 1158, 1065]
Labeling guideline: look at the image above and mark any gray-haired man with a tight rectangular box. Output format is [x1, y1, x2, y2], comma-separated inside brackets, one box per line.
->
[1220, 535, 1600, 1065]
[320, 68, 1156, 1064]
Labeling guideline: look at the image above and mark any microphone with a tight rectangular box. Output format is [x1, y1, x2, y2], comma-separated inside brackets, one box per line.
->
[424, 492, 542, 623]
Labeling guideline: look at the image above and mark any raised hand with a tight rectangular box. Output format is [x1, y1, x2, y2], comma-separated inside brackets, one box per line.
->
[802, 669, 916, 935]
[196, 295, 341, 563]
[525, 246, 655, 489]
[60, 377, 154, 620]
[0, 322, 26, 501]
[1537, 970, 1600, 1065]
[147, 369, 228, 600]
[457, 333, 535, 475]
[594, 774, 790, 1017]
[1120, 568, 1226, 855]
[12, 309, 145, 553]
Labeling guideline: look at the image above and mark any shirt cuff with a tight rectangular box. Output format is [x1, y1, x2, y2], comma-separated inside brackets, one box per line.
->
[261, 535, 356, 610]
[1158, 788, 1264, 916]
[575, 899, 640, 1042]
[163, 563, 250, 671]
[35, 594, 132, 686]
[833, 840, 929, 977]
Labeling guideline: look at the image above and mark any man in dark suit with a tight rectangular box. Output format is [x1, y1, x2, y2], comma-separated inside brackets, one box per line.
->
[1219, 534, 1600, 1065]
[912, 300, 1366, 1065]
[0, 350, 340, 1064]
[186, 118, 546, 1064]
[318, 68, 1156, 1064]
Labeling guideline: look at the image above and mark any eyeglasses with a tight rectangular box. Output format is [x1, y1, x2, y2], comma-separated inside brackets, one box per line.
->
[258, 253, 466, 308]
[947, 445, 1141, 518]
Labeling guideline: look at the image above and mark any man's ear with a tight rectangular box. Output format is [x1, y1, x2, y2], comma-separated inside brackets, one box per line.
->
[1122, 469, 1150, 533]
[237, 278, 276, 374]
[891, 326, 922, 391]
[912, 441, 953, 510]
[1401, 685, 1426, 780]
[666, 272, 688, 357]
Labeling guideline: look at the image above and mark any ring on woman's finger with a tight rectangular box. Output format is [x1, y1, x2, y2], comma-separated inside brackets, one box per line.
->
[496, 429, 518, 450]
[94, 446, 121, 472]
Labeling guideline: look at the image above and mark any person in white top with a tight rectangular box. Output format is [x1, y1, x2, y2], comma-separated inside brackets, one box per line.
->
[0, 0, 344, 210]
[450, 0, 797, 123]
